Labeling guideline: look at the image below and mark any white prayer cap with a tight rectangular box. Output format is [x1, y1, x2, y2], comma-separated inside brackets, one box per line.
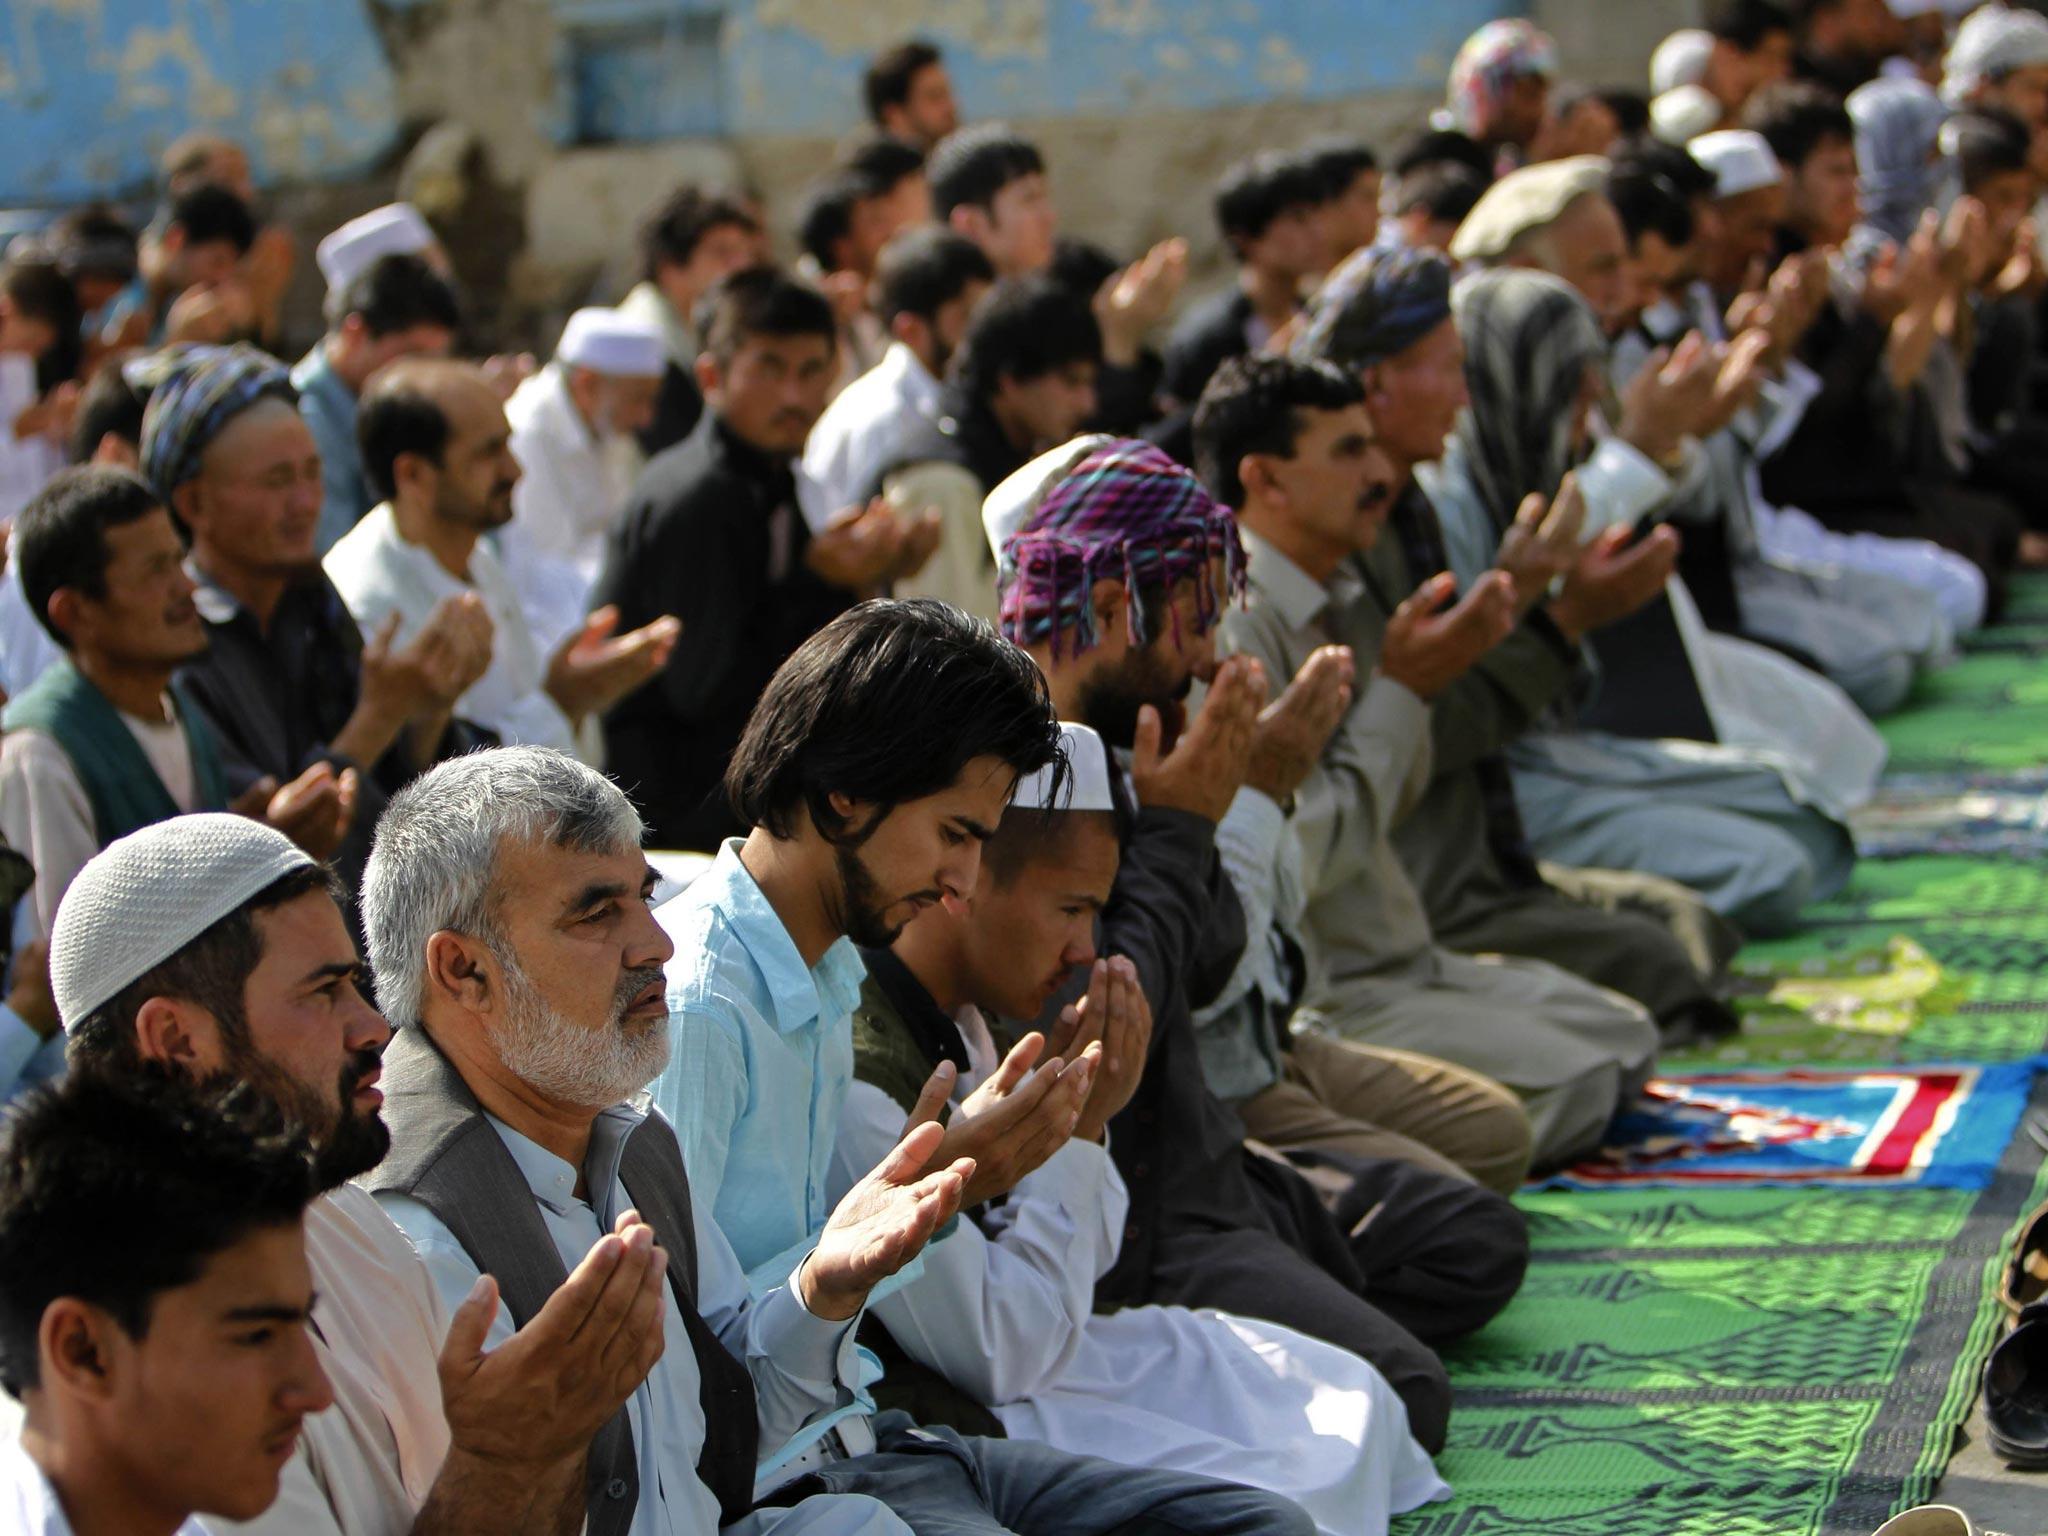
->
[1943, 4, 2048, 106]
[1448, 155, 1611, 264]
[317, 203, 437, 293]
[982, 433, 1114, 576]
[1011, 723, 1116, 814]
[1651, 29, 1714, 96]
[51, 814, 316, 1029]
[555, 307, 666, 378]
[1652, 86, 1726, 145]
[1689, 129, 1785, 197]
[1887, 0, 1942, 15]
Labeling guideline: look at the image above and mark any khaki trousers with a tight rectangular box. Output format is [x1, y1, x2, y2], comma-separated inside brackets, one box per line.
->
[1238, 1031, 1534, 1195]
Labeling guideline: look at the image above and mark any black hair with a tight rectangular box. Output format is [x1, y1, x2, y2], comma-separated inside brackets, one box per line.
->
[1190, 352, 1364, 509]
[357, 363, 471, 505]
[695, 266, 838, 366]
[796, 172, 867, 271]
[1046, 235, 1120, 302]
[65, 864, 339, 1073]
[636, 184, 759, 285]
[1742, 80, 1856, 167]
[162, 182, 256, 257]
[952, 274, 1101, 406]
[1, 259, 82, 387]
[0, 1066, 318, 1398]
[46, 205, 137, 287]
[1389, 126, 1495, 182]
[842, 134, 928, 194]
[1395, 161, 1489, 226]
[983, 805, 1119, 888]
[877, 226, 995, 325]
[68, 353, 149, 465]
[14, 466, 165, 648]
[1297, 136, 1380, 200]
[727, 597, 1063, 845]
[1708, 0, 1794, 49]
[1612, 135, 1720, 200]
[326, 250, 460, 338]
[1594, 88, 1653, 137]
[1608, 164, 1698, 249]
[1214, 151, 1328, 250]
[864, 39, 944, 127]
[1947, 105, 2033, 192]
[928, 124, 1045, 219]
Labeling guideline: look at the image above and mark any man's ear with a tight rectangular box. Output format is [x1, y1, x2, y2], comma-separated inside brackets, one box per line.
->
[133, 994, 227, 1073]
[42, 588, 84, 648]
[1237, 451, 1281, 507]
[40, 1300, 120, 1403]
[693, 350, 723, 399]
[947, 205, 991, 248]
[1089, 576, 1128, 638]
[424, 931, 494, 1016]
[170, 480, 205, 538]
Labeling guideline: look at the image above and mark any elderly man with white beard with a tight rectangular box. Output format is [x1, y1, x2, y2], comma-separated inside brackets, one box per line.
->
[360, 744, 981, 1536]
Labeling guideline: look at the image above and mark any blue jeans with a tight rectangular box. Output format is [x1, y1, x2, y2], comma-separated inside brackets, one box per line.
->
[771, 1413, 1316, 1536]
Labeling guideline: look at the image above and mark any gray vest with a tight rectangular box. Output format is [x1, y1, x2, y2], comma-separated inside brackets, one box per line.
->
[363, 1024, 758, 1533]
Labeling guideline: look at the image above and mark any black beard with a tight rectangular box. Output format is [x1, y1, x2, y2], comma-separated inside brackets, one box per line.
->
[231, 1040, 391, 1192]
[1075, 651, 1190, 752]
[836, 840, 924, 949]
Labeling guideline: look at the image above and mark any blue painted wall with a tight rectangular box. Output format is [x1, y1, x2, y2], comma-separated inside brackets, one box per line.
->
[0, 0, 1507, 204]
[726, 0, 1510, 136]
[0, 0, 399, 204]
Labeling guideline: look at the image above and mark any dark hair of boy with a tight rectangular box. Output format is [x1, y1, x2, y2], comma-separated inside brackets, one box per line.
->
[927, 125, 1045, 219]
[1190, 352, 1365, 509]
[726, 597, 1064, 843]
[694, 266, 839, 366]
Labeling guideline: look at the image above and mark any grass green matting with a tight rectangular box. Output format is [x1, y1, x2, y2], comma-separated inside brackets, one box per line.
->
[1392, 576, 2048, 1536]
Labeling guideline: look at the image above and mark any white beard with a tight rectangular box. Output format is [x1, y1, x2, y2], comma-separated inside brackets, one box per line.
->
[492, 957, 673, 1109]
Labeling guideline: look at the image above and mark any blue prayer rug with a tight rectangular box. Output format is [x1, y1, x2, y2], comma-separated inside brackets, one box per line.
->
[1540, 1060, 2044, 1191]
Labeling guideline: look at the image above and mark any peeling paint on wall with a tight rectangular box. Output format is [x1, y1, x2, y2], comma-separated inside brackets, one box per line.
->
[0, 0, 396, 203]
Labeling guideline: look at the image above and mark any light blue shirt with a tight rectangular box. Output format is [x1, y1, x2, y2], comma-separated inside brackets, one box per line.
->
[377, 1102, 888, 1534]
[291, 346, 372, 555]
[650, 841, 912, 1475]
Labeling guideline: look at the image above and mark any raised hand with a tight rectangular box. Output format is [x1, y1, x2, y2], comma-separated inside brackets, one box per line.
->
[1245, 644, 1355, 801]
[799, 1120, 976, 1320]
[805, 499, 915, 593]
[1129, 654, 1269, 823]
[1095, 238, 1189, 364]
[902, 1030, 1095, 1208]
[438, 1210, 668, 1466]
[1045, 957, 1154, 1144]
[263, 761, 360, 862]
[546, 606, 682, 722]
[1616, 331, 1717, 461]
[1546, 522, 1681, 641]
[1700, 327, 1773, 437]
[1377, 570, 1516, 699]
[1493, 473, 1588, 613]
[7, 939, 56, 1041]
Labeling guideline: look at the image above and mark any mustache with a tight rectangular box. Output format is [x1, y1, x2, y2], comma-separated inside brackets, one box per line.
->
[612, 964, 668, 1023]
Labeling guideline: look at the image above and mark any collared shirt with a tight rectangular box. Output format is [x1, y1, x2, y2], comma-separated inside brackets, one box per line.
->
[211, 1184, 452, 1536]
[1218, 530, 1438, 1001]
[800, 342, 947, 522]
[379, 1103, 867, 1536]
[1, 1439, 209, 1535]
[291, 346, 373, 555]
[501, 363, 641, 654]
[324, 503, 575, 753]
[649, 840, 894, 1475]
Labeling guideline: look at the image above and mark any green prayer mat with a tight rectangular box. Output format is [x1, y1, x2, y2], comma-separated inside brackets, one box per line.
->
[1395, 576, 2048, 1535]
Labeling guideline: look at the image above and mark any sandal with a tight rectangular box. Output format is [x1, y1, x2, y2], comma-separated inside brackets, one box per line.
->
[1999, 1198, 2048, 1319]
[1870, 1510, 1977, 1536]
[1983, 1299, 2048, 1469]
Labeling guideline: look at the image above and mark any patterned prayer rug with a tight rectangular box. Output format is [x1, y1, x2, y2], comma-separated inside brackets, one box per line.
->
[1543, 1061, 2040, 1191]
[1397, 576, 2048, 1535]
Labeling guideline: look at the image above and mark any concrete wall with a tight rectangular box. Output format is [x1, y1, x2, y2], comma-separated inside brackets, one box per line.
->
[0, 0, 1702, 345]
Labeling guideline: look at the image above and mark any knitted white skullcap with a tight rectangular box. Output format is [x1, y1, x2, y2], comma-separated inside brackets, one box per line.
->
[1652, 85, 1726, 146]
[981, 433, 1114, 577]
[51, 813, 315, 1029]
[1011, 722, 1115, 814]
[1690, 129, 1785, 198]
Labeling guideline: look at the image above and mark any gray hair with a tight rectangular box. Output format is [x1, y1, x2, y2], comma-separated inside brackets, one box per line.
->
[361, 746, 644, 1026]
